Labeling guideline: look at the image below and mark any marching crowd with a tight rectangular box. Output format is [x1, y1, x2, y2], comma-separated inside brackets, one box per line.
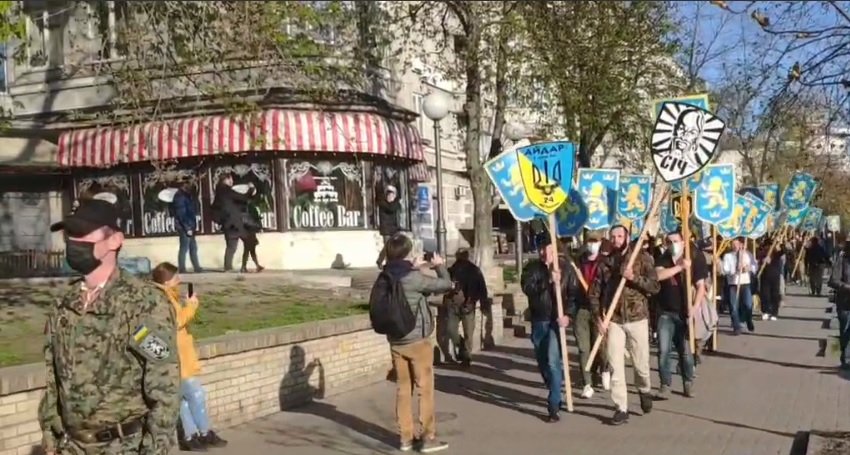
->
[371, 223, 845, 452]
[36, 188, 844, 455]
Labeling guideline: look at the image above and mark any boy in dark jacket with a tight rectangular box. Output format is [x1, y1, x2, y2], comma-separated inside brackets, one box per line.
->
[520, 236, 579, 422]
[382, 235, 453, 452]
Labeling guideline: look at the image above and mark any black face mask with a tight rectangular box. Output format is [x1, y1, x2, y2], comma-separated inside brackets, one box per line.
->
[65, 240, 102, 275]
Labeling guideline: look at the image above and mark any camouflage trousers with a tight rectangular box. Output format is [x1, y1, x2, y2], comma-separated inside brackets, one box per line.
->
[59, 432, 166, 455]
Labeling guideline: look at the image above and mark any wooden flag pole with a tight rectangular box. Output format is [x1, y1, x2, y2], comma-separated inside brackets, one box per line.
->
[758, 224, 788, 278]
[792, 230, 811, 280]
[682, 181, 696, 354]
[711, 225, 719, 351]
[547, 212, 574, 412]
[584, 186, 669, 372]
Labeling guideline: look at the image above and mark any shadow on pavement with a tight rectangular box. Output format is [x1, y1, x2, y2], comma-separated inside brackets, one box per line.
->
[779, 315, 833, 323]
[742, 332, 823, 342]
[472, 352, 540, 375]
[490, 344, 536, 359]
[818, 367, 850, 382]
[284, 401, 399, 452]
[709, 350, 825, 370]
[660, 409, 796, 439]
[435, 372, 547, 420]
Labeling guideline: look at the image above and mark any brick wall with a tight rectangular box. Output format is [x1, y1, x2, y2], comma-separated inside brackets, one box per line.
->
[0, 305, 503, 455]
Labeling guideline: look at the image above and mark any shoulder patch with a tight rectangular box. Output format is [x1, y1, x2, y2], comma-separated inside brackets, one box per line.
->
[129, 324, 173, 363]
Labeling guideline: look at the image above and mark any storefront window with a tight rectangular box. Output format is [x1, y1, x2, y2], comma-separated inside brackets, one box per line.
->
[138, 169, 204, 236]
[209, 162, 277, 231]
[372, 164, 411, 231]
[74, 172, 135, 236]
[287, 159, 366, 230]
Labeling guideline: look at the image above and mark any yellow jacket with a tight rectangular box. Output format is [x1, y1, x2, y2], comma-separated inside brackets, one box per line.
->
[160, 284, 201, 379]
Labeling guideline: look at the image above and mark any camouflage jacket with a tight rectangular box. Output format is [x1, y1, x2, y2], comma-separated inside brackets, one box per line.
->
[588, 249, 660, 325]
[39, 268, 181, 454]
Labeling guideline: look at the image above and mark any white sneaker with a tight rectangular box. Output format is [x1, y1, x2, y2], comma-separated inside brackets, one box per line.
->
[770, 316, 778, 321]
[601, 371, 611, 391]
[580, 384, 594, 399]
[762, 314, 770, 321]
[625, 350, 632, 360]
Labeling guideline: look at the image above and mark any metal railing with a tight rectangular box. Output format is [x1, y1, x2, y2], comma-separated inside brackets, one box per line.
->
[0, 250, 68, 278]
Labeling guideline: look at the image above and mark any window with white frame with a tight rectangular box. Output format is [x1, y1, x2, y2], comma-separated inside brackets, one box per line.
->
[23, 3, 66, 69]
[85, 1, 127, 61]
[412, 93, 425, 138]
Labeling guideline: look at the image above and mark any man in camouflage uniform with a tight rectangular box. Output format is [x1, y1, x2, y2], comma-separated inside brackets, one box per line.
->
[39, 197, 181, 455]
[589, 225, 660, 426]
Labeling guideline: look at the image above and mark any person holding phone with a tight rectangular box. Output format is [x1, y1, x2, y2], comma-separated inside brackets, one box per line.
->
[151, 262, 228, 451]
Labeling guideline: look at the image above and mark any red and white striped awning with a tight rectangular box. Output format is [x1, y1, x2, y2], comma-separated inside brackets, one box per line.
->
[57, 109, 429, 181]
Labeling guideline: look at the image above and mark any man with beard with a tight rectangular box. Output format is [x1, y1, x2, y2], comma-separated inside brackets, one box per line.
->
[520, 237, 579, 422]
[654, 230, 706, 399]
[589, 225, 660, 425]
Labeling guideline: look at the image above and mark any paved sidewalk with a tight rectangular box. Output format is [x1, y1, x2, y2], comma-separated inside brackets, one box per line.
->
[196, 286, 847, 455]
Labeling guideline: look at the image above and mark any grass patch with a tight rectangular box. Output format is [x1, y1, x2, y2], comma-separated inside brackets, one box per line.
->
[503, 266, 518, 283]
[0, 282, 367, 368]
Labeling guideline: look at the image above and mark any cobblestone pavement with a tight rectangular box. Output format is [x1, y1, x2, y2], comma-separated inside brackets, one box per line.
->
[197, 286, 847, 455]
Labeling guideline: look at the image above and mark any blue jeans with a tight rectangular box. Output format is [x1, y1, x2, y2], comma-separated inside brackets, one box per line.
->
[178, 229, 202, 273]
[728, 284, 753, 332]
[657, 312, 695, 386]
[530, 320, 562, 413]
[180, 377, 210, 438]
[838, 310, 850, 365]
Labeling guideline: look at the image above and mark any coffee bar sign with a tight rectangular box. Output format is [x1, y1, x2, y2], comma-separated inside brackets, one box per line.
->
[291, 204, 362, 229]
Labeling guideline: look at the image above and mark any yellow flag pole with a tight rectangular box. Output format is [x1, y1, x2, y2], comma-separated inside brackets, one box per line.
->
[711, 225, 718, 351]
[547, 212, 574, 413]
[682, 181, 696, 354]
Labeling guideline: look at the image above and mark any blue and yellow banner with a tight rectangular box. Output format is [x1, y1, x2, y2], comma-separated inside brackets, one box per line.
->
[554, 187, 589, 237]
[716, 194, 748, 239]
[516, 141, 577, 214]
[781, 172, 818, 210]
[693, 163, 735, 225]
[616, 174, 652, 221]
[576, 168, 620, 230]
[740, 193, 772, 239]
[801, 207, 823, 231]
[784, 206, 808, 229]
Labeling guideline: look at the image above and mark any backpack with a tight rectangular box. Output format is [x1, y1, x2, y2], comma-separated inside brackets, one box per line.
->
[369, 271, 417, 338]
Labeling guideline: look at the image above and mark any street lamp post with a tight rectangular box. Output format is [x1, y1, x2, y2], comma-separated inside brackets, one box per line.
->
[423, 92, 451, 256]
[504, 123, 527, 271]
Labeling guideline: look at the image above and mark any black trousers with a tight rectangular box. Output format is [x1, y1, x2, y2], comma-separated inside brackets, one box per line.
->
[224, 236, 240, 271]
[760, 276, 782, 316]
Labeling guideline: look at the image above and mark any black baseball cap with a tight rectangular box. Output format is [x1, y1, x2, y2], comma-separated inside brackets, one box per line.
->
[50, 199, 122, 237]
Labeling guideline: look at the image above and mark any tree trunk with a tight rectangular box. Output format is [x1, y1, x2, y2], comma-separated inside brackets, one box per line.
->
[462, 27, 494, 272]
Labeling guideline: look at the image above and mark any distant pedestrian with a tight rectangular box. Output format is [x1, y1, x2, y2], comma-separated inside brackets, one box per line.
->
[211, 173, 256, 272]
[376, 185, 402, 269]
[171, 180, 204, 273]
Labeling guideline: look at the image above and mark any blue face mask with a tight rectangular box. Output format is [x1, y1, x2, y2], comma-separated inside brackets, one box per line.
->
[587, 242, 600, 256]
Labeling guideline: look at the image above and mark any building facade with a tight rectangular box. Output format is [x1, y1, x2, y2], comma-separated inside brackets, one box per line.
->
[0, 1, 441, 271]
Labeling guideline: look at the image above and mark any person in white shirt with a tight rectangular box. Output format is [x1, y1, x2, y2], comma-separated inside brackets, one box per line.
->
[721, 237, 758, 335]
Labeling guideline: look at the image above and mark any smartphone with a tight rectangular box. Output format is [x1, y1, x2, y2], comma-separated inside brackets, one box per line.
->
[187, 283, 195, 298]
[423, 251, 434, 262]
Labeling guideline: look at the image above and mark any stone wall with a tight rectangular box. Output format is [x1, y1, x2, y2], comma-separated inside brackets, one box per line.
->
[0, 306, 502, 455]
